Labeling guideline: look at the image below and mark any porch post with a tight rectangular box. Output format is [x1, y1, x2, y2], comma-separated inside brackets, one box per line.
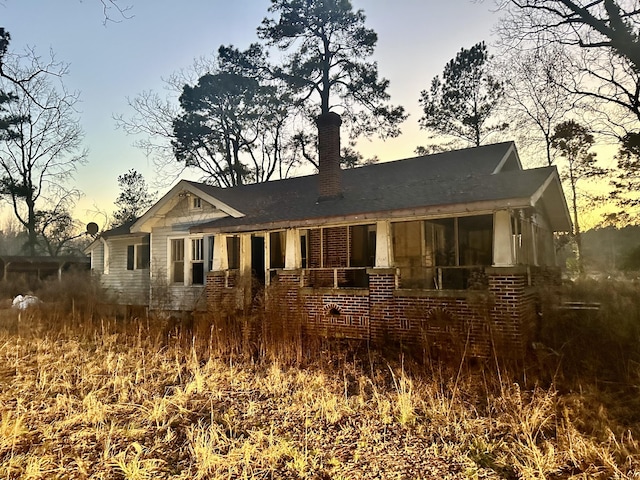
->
[493, 210, 514, 267]
[284, 228, 301, 270]
[240, 234, 252, 277]
[240, 234, 253, 308]
[530, 219, 538, 266]
[212, 234, 228, 271]
[375, 220, 393, 268]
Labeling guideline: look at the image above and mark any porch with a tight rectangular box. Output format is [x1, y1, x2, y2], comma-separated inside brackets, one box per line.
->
[204, 209, 558, 358]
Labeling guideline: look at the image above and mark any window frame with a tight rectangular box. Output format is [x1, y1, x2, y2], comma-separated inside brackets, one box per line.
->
[190, 196, 202, 210]
[169, 238, 185, 284]
[126, 243, 150, 271]
[191, 236, 205, 285]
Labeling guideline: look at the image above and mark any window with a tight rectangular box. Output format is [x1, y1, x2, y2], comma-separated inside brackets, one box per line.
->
[192, 237, 204, 285]
[127, 245, 135, 270]
[127, 244, 150, 270]
[171, 239, 185, 283]
[191, 196, 202, 209]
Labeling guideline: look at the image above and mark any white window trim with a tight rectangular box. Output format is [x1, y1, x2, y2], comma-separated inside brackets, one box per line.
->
[190, 196, 203, 211]
[190, 235, 205, 286]
[101, 238, 110, 275]
[167, 236, 187, 285]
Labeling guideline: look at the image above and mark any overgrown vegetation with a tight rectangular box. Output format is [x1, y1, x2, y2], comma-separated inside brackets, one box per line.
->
[0, 274, 638, 478]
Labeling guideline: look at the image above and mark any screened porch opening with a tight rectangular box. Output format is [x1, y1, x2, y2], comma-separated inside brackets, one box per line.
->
[393, 215, 493, 290]
[304, 224, 375, 288]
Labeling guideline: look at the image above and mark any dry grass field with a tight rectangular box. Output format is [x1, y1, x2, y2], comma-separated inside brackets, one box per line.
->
[0, 276, 639, 479]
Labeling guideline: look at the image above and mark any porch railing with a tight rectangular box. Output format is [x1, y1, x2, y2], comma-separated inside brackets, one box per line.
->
[300, 267, 370, 289]
[264, 265, 488, 290]
[396, 266, 488, 290]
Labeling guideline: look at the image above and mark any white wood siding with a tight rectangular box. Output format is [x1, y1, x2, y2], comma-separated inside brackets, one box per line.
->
[90, 243, 105, 275]
[100, 237, 150, 305]
[149, 212, 214, 311]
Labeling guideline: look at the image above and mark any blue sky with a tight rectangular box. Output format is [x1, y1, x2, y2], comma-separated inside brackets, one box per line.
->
[1, 1, 499, 226]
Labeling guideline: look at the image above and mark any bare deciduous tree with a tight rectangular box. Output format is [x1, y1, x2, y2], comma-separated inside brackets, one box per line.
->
[0, 60, 87, 255]
[496, 0, 640, 127]
[498, 44, 576, 166]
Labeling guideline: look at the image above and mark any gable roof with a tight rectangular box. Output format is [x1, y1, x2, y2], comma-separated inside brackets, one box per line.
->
[186, 142, 571, 234]
[130, 179, 244, 233]
[83, 220, 149, 254]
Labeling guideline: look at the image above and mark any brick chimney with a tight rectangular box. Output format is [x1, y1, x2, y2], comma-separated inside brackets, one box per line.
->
[316, 112, 343, 201]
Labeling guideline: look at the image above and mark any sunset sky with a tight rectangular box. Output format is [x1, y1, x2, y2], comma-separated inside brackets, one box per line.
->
[3, 1, 504, 226]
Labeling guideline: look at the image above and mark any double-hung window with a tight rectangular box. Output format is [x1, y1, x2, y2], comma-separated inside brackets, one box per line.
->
[171, 239, 185, 283]
[191, 237, 204, 285]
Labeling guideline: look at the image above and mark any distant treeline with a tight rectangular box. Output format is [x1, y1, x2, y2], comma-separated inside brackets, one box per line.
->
[580, 225, 640, 272]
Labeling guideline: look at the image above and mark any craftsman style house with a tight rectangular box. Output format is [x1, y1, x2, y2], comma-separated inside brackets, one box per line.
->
[86, 113, 571, 356]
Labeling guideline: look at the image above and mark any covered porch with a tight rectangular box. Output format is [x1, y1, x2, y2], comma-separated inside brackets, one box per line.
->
[206, 207, 556, 291]
[203, 208, 559, 357]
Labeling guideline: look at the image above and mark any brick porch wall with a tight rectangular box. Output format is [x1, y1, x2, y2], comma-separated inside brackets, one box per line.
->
[206, 266, 541, 358]
[393, 291, 493, 357]
[300, 287, 370, 340]
[205, 270, 240, 314]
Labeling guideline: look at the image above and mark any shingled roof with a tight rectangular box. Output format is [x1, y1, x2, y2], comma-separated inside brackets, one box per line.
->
[184, 141, 570, 234]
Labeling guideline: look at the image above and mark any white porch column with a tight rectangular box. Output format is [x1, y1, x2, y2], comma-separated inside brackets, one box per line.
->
[530, 219, 539, 266]
[240, 233, 252, 277]
[212, 234, 228, 271]
[493, 210, 514, 267]
[284, 228, 301, 270]
[375, 220, 394, 268]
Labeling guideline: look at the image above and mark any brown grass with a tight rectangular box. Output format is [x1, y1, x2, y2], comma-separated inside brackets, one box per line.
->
[0, 275, 638, 478]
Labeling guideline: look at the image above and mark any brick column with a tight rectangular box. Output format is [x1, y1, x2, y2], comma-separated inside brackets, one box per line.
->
[368, 268, 396, 343]
[486, 267, 535, 358]
[206, 271, 227, 312]
[273, 270, 301, 317]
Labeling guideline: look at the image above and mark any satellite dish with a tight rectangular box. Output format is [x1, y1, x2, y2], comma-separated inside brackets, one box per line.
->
[86, 222, 99, 235]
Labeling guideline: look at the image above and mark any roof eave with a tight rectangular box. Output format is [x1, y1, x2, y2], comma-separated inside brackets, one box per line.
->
[189, 197, 535, 234]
